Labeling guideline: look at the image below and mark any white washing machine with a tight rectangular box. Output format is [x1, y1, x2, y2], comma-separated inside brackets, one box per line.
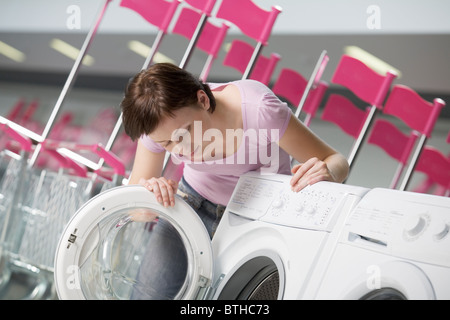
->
[304, 188, 450, 300]
[54, 172, 369, 300]
[209, 172, 368, 299]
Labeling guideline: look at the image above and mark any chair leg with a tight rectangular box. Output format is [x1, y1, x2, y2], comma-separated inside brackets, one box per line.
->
[347, 105, 378, 169]
[242, 42, 263, 79]
[398, 135, 427, 191]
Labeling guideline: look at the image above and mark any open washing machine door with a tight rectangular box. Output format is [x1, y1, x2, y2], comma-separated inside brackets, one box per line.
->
[54, 185, 213, 300]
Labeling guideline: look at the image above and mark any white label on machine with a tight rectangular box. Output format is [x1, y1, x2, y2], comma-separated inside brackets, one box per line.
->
[227, 173, 366, 231]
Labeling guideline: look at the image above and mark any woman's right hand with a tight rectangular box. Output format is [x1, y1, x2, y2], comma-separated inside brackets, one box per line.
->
[139, 177, 178, 207]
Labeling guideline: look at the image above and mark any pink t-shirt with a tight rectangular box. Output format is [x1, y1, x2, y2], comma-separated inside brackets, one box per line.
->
[140, 79, 292, 206]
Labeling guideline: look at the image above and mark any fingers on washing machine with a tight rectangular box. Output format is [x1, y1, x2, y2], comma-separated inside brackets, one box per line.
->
[139, 177, 176, 207]
[290, 158, 333, 192]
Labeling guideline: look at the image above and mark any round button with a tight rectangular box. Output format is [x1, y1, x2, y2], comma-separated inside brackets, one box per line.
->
[305, 205, 316, 215]
[404, 215, 427, 239]
[432, 222, 449, 241]
[272, 199, 283, 208]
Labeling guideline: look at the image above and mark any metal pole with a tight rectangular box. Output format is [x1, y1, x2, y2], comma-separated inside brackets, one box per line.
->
[142, 30, 165, 70]
[95, 114, 123, 170]
[28, 0, 111, 167]
[242, 42, 263, 80]
[347, 105, 378, 169]
[295, 50, 328, 119]
[199, 54, 214, 82]
[179, 13, 208, 69]
[398, 135, 427, 191]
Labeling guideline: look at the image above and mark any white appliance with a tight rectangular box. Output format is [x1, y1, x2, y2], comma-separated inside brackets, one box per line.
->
[54, 172, 369, 300]
[304, 188, 450, 300]
[210, 172, 368, 299]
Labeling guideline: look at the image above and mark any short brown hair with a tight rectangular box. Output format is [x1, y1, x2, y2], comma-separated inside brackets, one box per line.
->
[121, 63, 216, 141]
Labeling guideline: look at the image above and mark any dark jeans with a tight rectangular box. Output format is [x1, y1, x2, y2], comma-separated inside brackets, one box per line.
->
[130, 177, 226, 299]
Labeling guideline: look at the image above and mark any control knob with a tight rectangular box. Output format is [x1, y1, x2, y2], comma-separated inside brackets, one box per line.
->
[432, 221, 449, 241]
[271, 199, 283, 209]
[403, 214, 428, 239]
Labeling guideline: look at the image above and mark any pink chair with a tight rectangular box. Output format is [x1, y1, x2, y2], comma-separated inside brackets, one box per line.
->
[223, 39, 281, 85]
[272, 50, 329, 126]
[321, 95, 372, 138]
[120, 0, 182, 69]
[5, 99, 25, 122]
[320, 54, 397, 169]
[377, 85, 445, 191]
[367, 88, 446, 190]
[215, 0, 282, 79]
[5, 100, 44, 154]
[0, 99, 25, 150]
[172, 5, 229, 81]
[3, 0, 113, 169]
[413, 145, 450, 197]
[176, 0, 218, 69]
[366, 119, 419, 189]
[272, 69, 328, 127]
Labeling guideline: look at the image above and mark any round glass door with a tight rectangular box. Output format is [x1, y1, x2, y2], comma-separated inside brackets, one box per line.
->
[54, 185, 213, 300]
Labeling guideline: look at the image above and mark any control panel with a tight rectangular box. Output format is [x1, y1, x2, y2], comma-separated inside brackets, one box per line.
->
[344, 188, 450, 267]
[226, 172, 369, 231]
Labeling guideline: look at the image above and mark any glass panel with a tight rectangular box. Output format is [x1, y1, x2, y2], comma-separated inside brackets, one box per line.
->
[217, 256, 280, 300]
[79, 207, 190, 300]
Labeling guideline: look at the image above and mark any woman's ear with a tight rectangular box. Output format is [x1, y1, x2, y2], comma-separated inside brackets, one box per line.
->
[197, 90, 210, 110]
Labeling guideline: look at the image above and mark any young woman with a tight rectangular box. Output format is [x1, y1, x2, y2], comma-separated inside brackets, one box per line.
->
[120, 63, 349, 299]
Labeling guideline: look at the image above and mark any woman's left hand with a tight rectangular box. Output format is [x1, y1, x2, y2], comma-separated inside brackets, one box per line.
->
[290, 157, 337, 192]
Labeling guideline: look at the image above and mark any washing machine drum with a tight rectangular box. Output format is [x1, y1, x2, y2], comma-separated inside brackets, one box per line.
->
[54, 185, 213, 300]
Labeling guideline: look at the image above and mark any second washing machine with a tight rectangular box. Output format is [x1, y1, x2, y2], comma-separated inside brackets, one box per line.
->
[303, 188, 450, 300]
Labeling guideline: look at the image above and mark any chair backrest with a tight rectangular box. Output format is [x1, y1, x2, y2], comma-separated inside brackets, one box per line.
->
[323, 54, 397, 169]
[175, 0, 220, 69]
[120, 0, 182, 68]
[223, 39, 280, 85]
[414, 146, 450, 196]
[321, 94, 372, 139]
[332, 54, 397, 107]
[412, 127, 450, 196]
[216, 0, 281, 45]
[215, 0, 282, 79]
[383, 85, 445, 138]
[272, 68, 328, 126]
[120, 0, 180, 33]
[5, 99, 25, 122]
[172, 6, 229, 80]
[184, 0, 216, 15]
[367, 119, 419, 188]
[382, 85, 446, 191]
[0, 99, 25, 150]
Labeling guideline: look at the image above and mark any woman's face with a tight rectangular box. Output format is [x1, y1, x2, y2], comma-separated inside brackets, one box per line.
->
[149, 91, 221, 162]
